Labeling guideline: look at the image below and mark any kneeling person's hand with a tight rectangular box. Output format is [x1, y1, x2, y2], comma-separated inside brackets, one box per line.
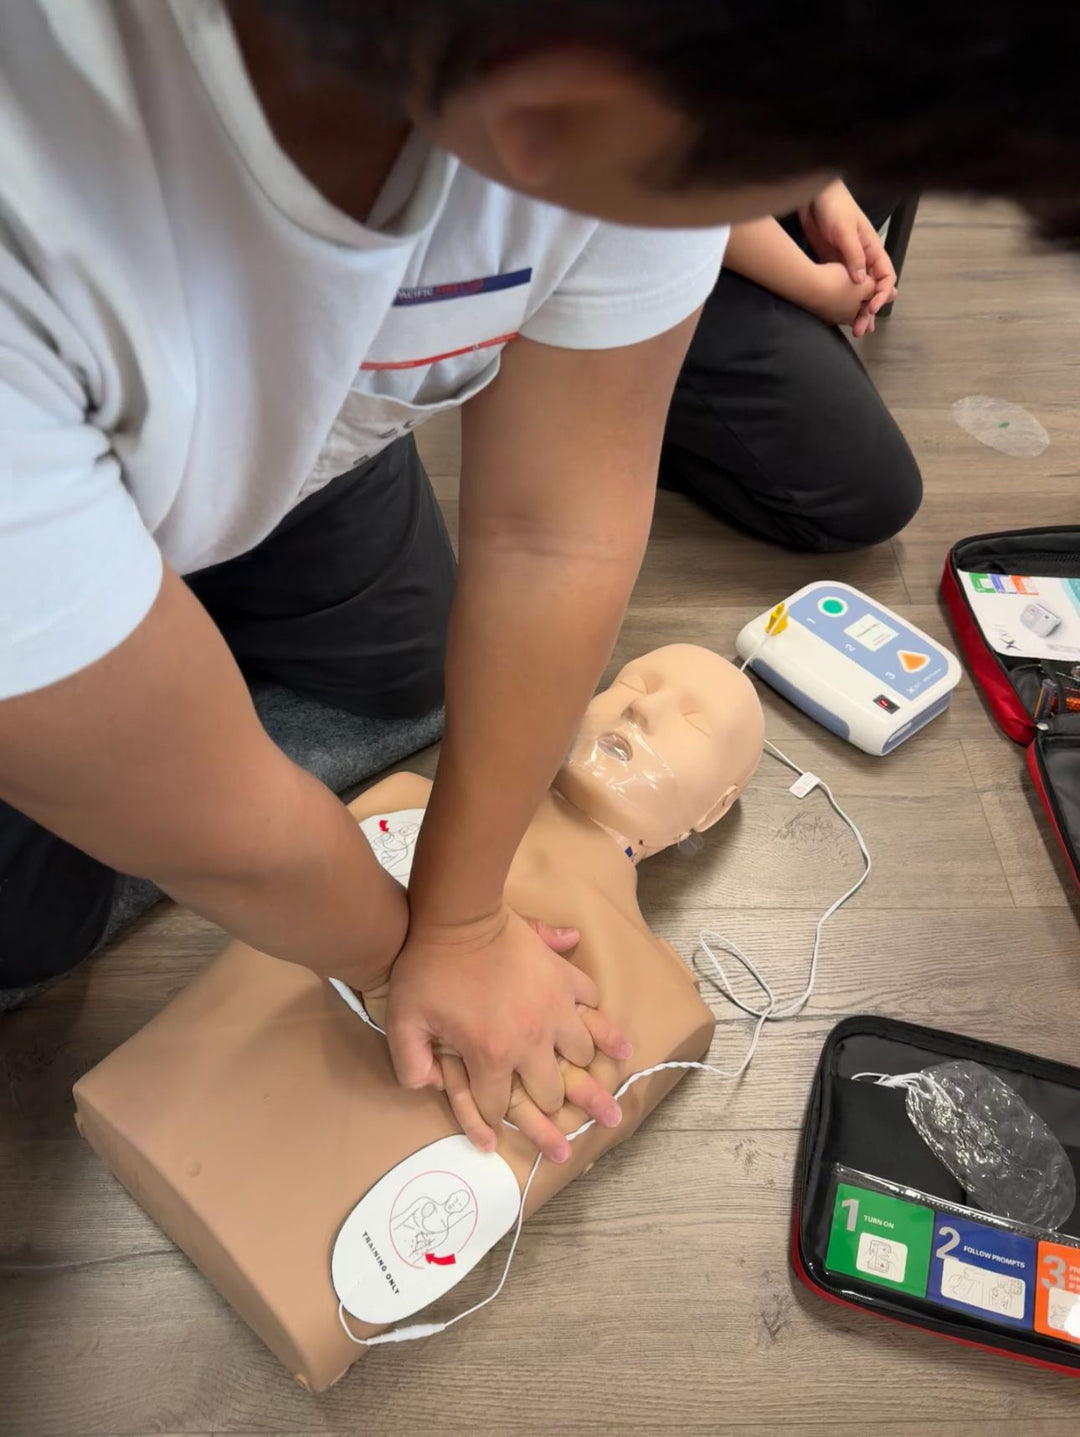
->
[803, 261, 878, 328]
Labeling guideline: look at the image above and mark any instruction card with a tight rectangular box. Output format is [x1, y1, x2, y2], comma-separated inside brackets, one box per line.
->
[960, 572, 1080, 660]
[929, 1215, 1035, 1327]
[825, 1171, 1080, 1346]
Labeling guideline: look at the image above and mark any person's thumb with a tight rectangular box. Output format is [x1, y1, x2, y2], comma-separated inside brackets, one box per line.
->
[388, 1017, 443, 1091]
[838, 230, 867, 284]
[528, 918, 580, 953]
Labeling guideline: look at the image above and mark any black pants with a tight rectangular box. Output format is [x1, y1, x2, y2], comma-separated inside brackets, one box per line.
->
[0, 437, 455, 995]
[661, 205, 922, 552]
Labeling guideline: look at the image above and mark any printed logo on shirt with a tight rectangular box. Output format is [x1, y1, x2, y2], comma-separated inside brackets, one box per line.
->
[361, 268, 532, 371]
[392, 267, 532, 307]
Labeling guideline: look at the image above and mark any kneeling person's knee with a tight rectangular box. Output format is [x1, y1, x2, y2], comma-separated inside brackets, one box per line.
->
[816, 442, 923, 553]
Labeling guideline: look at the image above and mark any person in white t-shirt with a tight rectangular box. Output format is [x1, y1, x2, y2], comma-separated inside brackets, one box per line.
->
[1, 1, 1074, 1161]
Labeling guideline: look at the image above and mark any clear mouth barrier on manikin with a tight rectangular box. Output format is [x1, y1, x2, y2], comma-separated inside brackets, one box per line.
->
[568, 713, 686, 854]
[574, 716, 680, 797]
[328, 611, 872, 1348]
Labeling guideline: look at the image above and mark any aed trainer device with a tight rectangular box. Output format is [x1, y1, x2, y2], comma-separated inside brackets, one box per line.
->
[736, 582, 962, 756]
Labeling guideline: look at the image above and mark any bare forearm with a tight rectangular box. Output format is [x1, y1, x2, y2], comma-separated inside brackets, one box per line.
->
[406, 325, 698, 927]
[409, 539, 644, 925]
[160, 767, 408, 984]
[0, 567, 406, 987]
[724, 215, 818, 305]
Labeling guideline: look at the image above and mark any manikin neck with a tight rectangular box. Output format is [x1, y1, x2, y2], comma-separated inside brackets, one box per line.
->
[593, 817, 651, 866]
[552, 787, 669, 867]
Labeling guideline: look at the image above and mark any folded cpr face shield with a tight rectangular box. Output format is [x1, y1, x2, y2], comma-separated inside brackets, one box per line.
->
[862, 1062, 1077, 1230]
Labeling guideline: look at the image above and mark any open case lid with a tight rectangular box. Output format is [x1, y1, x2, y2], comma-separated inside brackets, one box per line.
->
[794, 1016, 1080, 1376]
[942, 525, 1080, 888]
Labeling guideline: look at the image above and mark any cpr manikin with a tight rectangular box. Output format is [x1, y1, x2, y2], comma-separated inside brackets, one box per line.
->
[74, 646, 763, 1391]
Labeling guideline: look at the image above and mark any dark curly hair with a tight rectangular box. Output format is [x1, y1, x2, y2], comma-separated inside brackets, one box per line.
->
[262, 0, 1080, 246]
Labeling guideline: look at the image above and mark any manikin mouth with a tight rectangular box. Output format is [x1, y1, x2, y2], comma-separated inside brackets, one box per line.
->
[596, 731, 633, 761]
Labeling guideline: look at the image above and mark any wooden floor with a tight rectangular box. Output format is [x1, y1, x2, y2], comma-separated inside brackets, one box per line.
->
[3, 197, 1080, 1436]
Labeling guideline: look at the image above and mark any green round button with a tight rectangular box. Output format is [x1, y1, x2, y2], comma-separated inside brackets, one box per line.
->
[819, 596, 847, 616]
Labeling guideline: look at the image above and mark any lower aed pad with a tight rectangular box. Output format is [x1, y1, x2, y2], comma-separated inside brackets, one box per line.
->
[736, 582, 961, 755]
[824, 1168, 1080, 1346]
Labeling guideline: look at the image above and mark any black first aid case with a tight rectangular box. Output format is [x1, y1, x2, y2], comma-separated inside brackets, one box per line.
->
[942, 525, 1080, 890]
[794, 1016, 1080, 1375]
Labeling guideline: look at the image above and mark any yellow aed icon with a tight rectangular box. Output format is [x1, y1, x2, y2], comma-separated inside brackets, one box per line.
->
[898, 650, 929, 673]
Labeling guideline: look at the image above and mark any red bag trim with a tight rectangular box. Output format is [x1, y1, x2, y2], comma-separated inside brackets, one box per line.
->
[940, 557, 1034, 744]
[1025, 742, 1080, 887]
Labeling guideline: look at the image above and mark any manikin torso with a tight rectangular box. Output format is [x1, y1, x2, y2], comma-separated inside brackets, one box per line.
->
[72, 646, 763, 1390]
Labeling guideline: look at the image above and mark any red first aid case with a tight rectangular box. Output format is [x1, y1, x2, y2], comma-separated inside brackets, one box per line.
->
[941, 525, 1080, 890]
[794, 1016, 1080, 1376]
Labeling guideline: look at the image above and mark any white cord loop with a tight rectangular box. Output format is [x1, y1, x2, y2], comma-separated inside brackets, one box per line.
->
[696, 738, 872, 1050]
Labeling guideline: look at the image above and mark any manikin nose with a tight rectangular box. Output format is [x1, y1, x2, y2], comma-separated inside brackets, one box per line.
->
[622, 691, 673, 734]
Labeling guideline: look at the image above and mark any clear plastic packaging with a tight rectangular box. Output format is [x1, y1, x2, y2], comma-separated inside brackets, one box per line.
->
[902, 1060, 1076, 1229]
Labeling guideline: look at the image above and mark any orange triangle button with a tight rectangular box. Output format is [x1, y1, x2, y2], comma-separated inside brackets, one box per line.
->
[899, 649, 930, 673]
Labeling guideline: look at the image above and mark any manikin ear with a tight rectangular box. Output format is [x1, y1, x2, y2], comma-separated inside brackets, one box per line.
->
[451, 48, 665, 192]
[695, 784, 740, 834]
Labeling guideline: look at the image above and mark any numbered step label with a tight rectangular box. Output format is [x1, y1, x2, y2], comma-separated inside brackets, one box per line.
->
[929, 1216, 1035, 1327]
[826, 1182, 934, 1297]
[1035, 1242, 1080, 1345]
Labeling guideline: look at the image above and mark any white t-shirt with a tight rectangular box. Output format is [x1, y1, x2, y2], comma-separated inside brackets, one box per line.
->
[0, 0, 727, 699]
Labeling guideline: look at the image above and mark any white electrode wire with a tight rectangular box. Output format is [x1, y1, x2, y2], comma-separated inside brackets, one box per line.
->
[333, 741, 870, 1067]
[335, 1025, 810, 1350]
[696, 738, 872, 1031]
[739, 634, 771, 674]
[329, 976, 385, 1035]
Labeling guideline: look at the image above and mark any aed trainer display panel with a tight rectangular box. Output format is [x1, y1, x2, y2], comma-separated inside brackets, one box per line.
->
[787, 586, 951, 703]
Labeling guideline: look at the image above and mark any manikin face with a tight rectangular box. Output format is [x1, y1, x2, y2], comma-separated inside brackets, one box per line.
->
[554, 645, 764, 861]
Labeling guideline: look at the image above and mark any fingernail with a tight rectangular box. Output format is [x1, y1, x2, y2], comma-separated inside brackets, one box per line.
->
[617, 1040, 633, 1059]
[855, 269, 866, 281]
[601, 1105, 622, 1128]
[550, 927, 577, 939]
[552, 1143, 571, 1163]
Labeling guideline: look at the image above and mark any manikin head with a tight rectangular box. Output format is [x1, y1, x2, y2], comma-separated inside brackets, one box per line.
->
[554, 645, 764, 863]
